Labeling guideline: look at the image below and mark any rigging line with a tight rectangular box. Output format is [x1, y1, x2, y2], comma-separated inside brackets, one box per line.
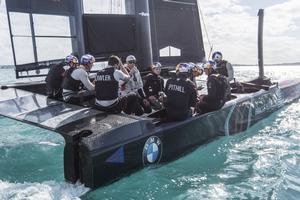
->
[198, 0, 213, 59]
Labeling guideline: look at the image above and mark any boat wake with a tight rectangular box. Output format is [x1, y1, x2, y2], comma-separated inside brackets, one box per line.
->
[0, 180, 89, 200]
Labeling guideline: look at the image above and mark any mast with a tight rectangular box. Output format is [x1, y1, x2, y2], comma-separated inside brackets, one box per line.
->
[135, 0, 153, 70]
[73, 0, 85, 57]
[258, 9, 264, 79]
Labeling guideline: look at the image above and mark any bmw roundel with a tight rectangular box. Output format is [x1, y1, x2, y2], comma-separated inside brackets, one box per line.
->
[142, 136, 163, 166]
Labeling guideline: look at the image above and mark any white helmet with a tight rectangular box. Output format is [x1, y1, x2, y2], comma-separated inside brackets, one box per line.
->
[80, 54, 95, 65]
[126, 55, 136, 63]
[203, 60, 216, 70]
[212, 51, 223, 63]
[65, 55, 78, 65]
[152, 62, 162, 69]
[177, 63, 190, 73]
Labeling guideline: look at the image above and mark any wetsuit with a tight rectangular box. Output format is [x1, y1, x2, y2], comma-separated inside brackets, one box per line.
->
[196, 74, 230, 113]
[45, 61, 65, 98]
[164, 77, 197, 121]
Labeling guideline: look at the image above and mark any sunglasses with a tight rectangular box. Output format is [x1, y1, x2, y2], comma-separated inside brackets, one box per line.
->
[128, 61, 136, 64]
[153, 67, 161, 71]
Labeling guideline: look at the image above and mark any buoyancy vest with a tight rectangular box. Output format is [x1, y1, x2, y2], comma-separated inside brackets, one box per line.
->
[95, 67, 119, 101]
[45, 62, 65, 90]
[143, 73, 164, 97]
[165, 78, 197, 119]
[62, 67, 81, 92]
[209, 74, 230, 101]
[216, 60, 229, 77]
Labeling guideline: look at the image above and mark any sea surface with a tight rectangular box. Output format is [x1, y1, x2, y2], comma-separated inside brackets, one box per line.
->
[0, 66, 300, 200]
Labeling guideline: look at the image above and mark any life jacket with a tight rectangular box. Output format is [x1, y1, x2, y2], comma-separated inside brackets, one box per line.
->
[216, 60, 228, 77]
[45, 62, 65, 90]
[209, 74, 230, 101]
[62, 68, 82, 92]
[165, 78, 197, 120]
[95, 67, 119, 101]
[143, 72, 164, 97]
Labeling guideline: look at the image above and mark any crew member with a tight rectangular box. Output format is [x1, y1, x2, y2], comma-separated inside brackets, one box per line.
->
[143, 62, 164, 110]
[120, 55, 151, 115]
[45, 55, 78, 99]
[94, 55, 138, 114]
[62, 54, 95, 105]
[212, 51, 234, 82]
[196, 61, 230, 114]
[164, 63, 197, 121]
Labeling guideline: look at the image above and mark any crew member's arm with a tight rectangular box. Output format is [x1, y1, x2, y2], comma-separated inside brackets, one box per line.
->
[114, 69, 131, 82]
[143, 75, 151, 97]
[76, 68, 95, 91]
[161, 80, 170, 104]
[120, 63, 130, 75]
[135, 71, 146, 98]
[160, 78, 165, 92]
[203, 76, 217, 102]
[226, 62, 234, 82]
[189, 84, 198, 107]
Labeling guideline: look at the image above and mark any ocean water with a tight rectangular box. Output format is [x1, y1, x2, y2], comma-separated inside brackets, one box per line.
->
[0, 66, 299, 200]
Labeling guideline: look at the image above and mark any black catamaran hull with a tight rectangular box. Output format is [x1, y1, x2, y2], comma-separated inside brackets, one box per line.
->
[73, 79, 300, 188]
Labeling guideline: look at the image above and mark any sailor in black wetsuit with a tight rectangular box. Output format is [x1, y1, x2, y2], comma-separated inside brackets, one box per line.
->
[94, 55, 138, 114]
[143, 62, 164, 110]
[212, 51, 234, 82]
[164, 63, 197, 121]
[45, 55, 78, 99]
[62, 54, 95, 105]
[196, 61, 231, 114]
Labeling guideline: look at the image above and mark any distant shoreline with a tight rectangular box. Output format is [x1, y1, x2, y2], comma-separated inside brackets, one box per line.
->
[234, 62, 300, 66]
[0, 65, 14, 69]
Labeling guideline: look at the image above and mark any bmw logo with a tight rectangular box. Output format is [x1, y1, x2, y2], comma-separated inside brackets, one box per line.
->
[142, 136, 163, 166]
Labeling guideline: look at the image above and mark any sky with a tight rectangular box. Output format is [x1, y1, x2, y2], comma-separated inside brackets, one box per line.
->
[0, 0, 300, 65]
[199, 0, 300, 64]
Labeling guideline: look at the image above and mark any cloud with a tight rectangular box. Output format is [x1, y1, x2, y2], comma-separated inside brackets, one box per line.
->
[199, 0, 300, 64]
[264, 0, 300, 63]
[199, 0, 257, 64]
[0, 0, 300, 65]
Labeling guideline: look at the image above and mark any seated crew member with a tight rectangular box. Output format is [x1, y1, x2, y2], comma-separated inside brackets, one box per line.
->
[62, 54, 95, 105]
[212, 51, 234, 82]
[195, 61, 231, 114]
[164, 63, 197, 121]
[94, 55, 138, 114]
[45, 54, 78, 99]
[143, 62, 165, 110]
[120, 55, 151, 115]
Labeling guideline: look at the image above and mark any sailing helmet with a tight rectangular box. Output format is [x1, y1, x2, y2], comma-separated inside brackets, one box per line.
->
[188, 62, 196, 69]
[80, 54, 95, 65]
[194, 63, 204, 73]
[203, 60, 216, 70]
[126, 55, 136, 63]
[212, 51, 223, 62]
[152, 62, 162, 69]
[65, 55, 78, 65]
[176, 63, 190, 73]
